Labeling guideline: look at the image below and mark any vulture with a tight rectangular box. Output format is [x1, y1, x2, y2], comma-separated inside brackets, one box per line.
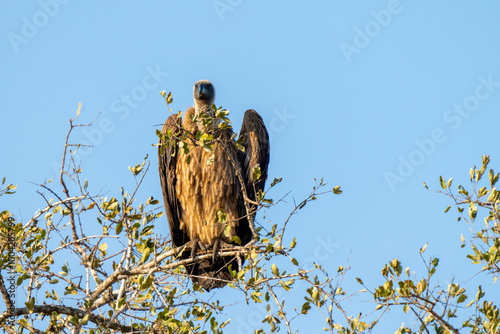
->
[158, 80, 270, 290]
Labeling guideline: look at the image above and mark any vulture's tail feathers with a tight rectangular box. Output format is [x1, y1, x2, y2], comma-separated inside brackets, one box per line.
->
[189, 257, 239, 291]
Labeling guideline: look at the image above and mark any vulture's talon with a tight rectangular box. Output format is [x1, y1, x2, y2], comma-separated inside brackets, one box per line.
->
[179, 238, 206, 259]
[212, 238, 234, 261]
[212, 239, 220, 262]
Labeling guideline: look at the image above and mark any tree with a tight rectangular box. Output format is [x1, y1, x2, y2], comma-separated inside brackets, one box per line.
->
[0, 97, 498, 333]
[350, 155, 500, 334]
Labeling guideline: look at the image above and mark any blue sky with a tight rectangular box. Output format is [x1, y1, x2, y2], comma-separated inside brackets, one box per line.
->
[1, 1, 500, 332]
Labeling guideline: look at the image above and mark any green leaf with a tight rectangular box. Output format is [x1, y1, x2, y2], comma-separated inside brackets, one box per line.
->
[333, 185, 342, 194]
[420, 243, 428, 254]
[270, 177, 282, 187]
[223, 224, 231, 237]
[301, 302, 311, 314]
[251, 291, 263, 303]
[98, 243, 108, 252]
[25, 297, 35, 310]
[271, 263, 279, 276]
[470, 167, 476, 181]
[476, 285, 484, 302]
[468, 202, 477, 220]
[439, 176, 446, 189]
[76, 102, 81, 116]
[117, 297, 126, 309]
[129, 164, 143, 176]
[231, 235, 241, 245]
[487, 188, 498, 202]
[141, 247, 151, 263]
[236, 142, 245, 152]
[116, 223, 123, 235]
[252, 164, 262, 181]
[215, 209, 227, 224]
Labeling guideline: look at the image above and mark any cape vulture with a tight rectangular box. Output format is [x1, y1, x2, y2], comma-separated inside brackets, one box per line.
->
[158, 80, 270, 290]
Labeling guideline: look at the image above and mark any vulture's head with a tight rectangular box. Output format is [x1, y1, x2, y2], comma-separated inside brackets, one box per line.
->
[193, 80, 215, 117]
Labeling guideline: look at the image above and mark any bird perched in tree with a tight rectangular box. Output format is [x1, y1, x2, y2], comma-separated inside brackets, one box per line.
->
[158, 80, 270, 290]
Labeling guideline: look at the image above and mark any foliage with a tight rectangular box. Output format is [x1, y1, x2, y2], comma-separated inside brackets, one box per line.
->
[1, 94, 498, 333]
[347, 155, 500, 334]
[0, 100, 344, 333]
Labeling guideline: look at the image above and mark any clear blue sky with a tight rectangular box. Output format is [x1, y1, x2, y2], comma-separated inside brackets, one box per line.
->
[1, 1, 500, 332]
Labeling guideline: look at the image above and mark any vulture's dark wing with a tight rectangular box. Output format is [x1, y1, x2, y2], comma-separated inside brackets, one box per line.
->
[238, 109, 270, 201]
[158, 114, 189, 247]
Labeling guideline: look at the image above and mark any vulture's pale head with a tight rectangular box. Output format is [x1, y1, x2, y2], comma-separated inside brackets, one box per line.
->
[193, 80, 215, 117]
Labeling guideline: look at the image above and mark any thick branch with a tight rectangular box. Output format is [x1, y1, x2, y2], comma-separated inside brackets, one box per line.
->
[0, 323, 16, 334]
[0, 274, 14, 312]
[421, 305, 460, 334]
[0, 305, 135, 332]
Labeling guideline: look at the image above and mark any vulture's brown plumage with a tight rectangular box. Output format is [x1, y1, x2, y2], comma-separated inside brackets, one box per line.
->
[158, 80, 269, 290]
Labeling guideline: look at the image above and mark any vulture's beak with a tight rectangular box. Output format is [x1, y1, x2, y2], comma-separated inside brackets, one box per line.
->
[194, 80, 215, 102]
[198, 83, 207, 95]
[197, 83, 209, 99]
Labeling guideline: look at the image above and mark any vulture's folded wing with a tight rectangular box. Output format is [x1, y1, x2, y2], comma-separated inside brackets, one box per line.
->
[238, 109, 270, 201]
[158, 114, 189, 247]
